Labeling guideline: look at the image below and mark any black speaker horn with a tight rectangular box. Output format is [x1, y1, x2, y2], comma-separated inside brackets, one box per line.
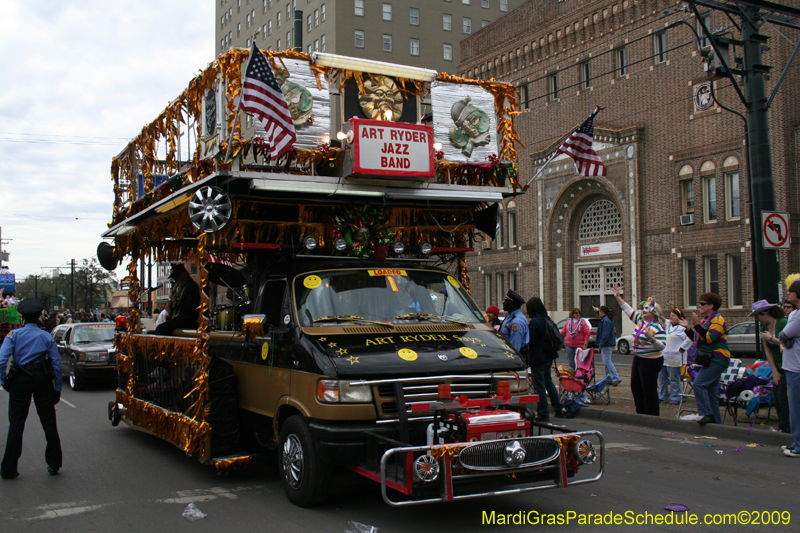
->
[97, 242, 120, 271]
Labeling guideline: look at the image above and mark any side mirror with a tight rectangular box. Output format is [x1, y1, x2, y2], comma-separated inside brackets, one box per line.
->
[241, 314, 267, 342]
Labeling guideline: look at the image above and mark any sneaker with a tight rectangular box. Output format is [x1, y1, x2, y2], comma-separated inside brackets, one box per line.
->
[554, 408, 567, 418]
[783, 448, 800, 457]
[669, 400, 680, 405]
[47, 467, 59, 475]
[697, 415, 715, 425]
[611, 380, 622, 387]
[781, 445, 789, 450]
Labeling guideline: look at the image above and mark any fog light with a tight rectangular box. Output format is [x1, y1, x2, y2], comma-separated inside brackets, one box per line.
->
[333, 237, 348, 252]
[419, 242, 433, 256]
[504, 440, 526, 467]
[391, 240, 405, 255]
[303, 236, 318, 252]
[414, 455, 439, 482]
[574, 439, 597, 464]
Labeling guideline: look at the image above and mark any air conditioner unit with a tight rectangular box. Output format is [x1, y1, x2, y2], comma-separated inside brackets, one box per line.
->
[679, 214, 695, 226]
[481, 240, 491, 249]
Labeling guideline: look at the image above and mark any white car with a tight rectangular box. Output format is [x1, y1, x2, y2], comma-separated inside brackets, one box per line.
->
[616, 335, 633, 355]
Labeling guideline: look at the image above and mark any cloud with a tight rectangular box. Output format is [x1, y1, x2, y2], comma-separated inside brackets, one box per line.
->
[0, 0, 212, 280]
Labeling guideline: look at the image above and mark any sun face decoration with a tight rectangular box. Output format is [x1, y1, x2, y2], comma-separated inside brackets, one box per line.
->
[358, 75, 404, 121]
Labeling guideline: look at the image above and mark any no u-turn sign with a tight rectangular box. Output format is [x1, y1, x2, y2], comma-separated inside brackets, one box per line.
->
[762, 211, 790, 249]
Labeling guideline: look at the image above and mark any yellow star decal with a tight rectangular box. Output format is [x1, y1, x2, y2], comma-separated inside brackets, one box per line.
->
[318, 337, 327, 342]
[347, 355, 360, 365]
[480, 344, 486, 347]
[328, 342, 337, 348]
[337, 348, 348, 355]
[505, 351, 515, 358]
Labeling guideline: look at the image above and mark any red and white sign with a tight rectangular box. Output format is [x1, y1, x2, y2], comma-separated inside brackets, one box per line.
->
[350, 118, 434, 178]
[762, 211, 790, 249]
[579, 241, 622, 257]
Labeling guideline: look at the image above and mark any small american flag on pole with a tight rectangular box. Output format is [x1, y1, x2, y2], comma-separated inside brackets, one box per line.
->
[557, 109, 606, 176]
[241, 43, 296, 159]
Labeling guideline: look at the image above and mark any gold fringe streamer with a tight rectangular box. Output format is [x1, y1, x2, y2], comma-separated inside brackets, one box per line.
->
[242, 317, 264, 342]
[214, 455, 253, 476]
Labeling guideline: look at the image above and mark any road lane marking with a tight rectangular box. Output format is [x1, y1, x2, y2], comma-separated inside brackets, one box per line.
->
[26, 502, 113, 520]
[605, 443, 651, 451]
[155, 486, 264, 504]
[60, 398, 77, 408]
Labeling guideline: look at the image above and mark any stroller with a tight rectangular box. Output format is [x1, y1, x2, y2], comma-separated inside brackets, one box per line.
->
[556, 348, 611, 405]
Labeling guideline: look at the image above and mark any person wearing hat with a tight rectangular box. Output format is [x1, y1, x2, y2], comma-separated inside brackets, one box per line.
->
[499, 290, 528, 351]
[614, 285, 666, 416]
[0, 298, 62, 479]
[154, 263, 200, 336]
[750, 299, 790, 433]
[486, 305, 502, 331]
[778, 274, 800, 457]
[679, 291, 730, 425]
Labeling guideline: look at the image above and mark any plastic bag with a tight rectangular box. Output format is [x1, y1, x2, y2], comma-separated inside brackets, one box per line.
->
[182, 503, 207, 521]
[345, 520, 378, 533]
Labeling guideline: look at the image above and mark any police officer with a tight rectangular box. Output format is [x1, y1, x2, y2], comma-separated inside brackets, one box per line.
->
[0, 298, 62, 479]
[155, 263, 200, 335]
[500, 290, 529, 351]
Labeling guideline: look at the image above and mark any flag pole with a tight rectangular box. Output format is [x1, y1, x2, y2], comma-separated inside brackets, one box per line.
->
[223, 101, 242, 165]
[524, 105, 603, 187]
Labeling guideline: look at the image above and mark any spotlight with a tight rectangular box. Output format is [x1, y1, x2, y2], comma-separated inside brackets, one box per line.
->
[419, 242, 433, 256]
[391, 240, 405, 255]
[303, 236, 319, 252]
[433, 142, 443, 151]
[333, 237, 348, 252]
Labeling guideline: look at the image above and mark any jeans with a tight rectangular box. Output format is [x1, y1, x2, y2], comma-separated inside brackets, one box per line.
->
[631, 356, 663, 416]
[531, 361, 563, 419]
[658, 366, 682, 402]
[693, 363, 726, 424]
[784, 370, 800, 452]
[600, 346, 620, 383]
[565, 345, 578, 370]
[774, 371, 791, 433]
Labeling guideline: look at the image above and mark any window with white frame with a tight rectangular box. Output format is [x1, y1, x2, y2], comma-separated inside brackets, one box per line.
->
[444, 43, 453, 60]
[463, 17, 471, 34]
[321, 4, 325, 22]
[482, 0, 489, 7]
[496, 206, 504, 248]
[246, 38, 251, 47]
[507, 210, 517, 247]
[518, 84, 528, 110]
[321, 34, 326, 51]
[410, 38, 419, 56]
[508, 272, 517, 291]
[725, 171, 740, 220]
[728, 255, 743, 307]
[383, 34, 392, 52]
[654, 31, 667, 63]
[355, 30, 365, 48]
[496, 273, 505, 303]
[580, 60, 591, 89]
[683, 257, 698, 307]
[443, 13, 452, 30]
[277, 11, 281, 26]
[307, 44, 312, 54]
[705, 255, 719, 295]
[484, 274, 494, 308]
[410, 7, 419, 25]
[277, 38, 281, 49]
[355, 0, 364, 16]
[500, 0, 508, 11]
[237, 22, 241, 36]
[698, 14, 711, 48]
[679, 164, 694, 215]
[463, 0, 471, 4]
[287, 30, 291, 45]
[383, 3, 392, 21]
[268, 19, 273, 34]
[307, 14, 312, 31]
[703, 174, 717, 222]
[615, 47, 627, 76]
[549, 73, 559, 101]
[314, 39, 319, 51]
[262, 24, 267, 38]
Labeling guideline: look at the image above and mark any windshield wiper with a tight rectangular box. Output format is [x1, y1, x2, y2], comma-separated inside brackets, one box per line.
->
[314, 315, 394, 329]
[395, 313, 471, 326]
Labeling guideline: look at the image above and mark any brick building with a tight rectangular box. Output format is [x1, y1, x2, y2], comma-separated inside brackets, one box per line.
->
[459, 0, 800, 333]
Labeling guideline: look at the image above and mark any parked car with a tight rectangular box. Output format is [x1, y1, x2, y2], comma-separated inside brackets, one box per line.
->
[725, 321, 759, 357]
[616, 335, 632, 355]
[556, 317, 602, 347]
[51, 323, 117, 390]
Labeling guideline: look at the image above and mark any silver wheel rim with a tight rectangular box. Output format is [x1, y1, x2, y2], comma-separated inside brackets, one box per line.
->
[620, 341, 629, 354]
[282, 434, 304, 489]
[188, 186, 232, 233]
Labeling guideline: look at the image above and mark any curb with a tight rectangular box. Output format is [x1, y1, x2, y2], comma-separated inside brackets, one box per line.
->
[575, 407, 790, 447]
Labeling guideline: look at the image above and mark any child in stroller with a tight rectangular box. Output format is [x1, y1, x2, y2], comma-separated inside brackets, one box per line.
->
[557, 347, 611, 405]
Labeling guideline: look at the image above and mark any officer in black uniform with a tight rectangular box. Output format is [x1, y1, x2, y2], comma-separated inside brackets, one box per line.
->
[0, 298, 63, 479]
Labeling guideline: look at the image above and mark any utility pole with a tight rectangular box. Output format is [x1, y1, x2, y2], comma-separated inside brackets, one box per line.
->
[71, 259, 76, 310]
[688, 0, 800, 303]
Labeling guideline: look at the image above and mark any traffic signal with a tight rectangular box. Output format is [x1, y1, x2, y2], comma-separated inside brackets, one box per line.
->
[701, 46, 729, 81]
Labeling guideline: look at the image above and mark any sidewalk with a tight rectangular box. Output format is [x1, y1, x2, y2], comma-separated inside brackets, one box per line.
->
[565, 362, 790, 447]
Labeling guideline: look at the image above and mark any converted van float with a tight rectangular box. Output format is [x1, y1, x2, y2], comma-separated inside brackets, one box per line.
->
[100, 46, 604, 507]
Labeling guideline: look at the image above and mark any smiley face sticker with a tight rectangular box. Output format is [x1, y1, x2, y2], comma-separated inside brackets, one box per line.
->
[447, 276, 461, 289]
[261, 342, 270, 360]
[459, 347, 478, 359]
[398, 348, 418, 361]
[303, 275, 322, 289]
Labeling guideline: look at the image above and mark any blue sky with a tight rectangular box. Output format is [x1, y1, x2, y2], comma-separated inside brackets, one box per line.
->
[0, 0, 213, 280]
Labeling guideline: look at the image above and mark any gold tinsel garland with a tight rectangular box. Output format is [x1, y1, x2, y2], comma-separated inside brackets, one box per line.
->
[116, 390, 211, 456]
[214, 455, 254, 476]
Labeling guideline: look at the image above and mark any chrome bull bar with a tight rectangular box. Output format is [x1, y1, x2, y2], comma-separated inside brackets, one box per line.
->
[379, 430, 604, 506]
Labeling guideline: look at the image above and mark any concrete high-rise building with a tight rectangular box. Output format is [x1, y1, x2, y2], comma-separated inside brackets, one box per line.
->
[215, 0, 527, 73]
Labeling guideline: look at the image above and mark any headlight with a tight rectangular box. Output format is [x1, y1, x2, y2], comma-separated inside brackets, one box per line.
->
[84, 351, 106, 362]
[316, 380, 373, 403]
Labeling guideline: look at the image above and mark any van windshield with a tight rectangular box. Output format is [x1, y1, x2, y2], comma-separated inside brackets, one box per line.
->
[294, 268, 485, 326]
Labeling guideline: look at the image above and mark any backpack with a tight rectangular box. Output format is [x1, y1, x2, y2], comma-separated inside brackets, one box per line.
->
[540, 316, 565, 353]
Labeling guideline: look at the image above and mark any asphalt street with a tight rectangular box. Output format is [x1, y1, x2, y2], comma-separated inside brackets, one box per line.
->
[0, 383, 795, 532]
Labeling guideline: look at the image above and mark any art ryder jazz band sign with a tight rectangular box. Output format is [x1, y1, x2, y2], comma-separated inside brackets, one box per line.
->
[349, 118, 435, 178]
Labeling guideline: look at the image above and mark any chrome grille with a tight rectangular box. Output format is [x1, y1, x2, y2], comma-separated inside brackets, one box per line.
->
[458, 438, 561, 471]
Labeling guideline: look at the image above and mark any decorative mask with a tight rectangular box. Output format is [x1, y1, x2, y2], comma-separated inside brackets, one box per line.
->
[358, 75, 404, 121]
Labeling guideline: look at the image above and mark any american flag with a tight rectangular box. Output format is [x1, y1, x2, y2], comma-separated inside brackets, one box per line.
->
[557, 109, 607, 176]
[241, 43, 296, 159]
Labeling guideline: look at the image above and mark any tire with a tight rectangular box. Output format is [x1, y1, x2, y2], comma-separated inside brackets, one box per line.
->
[69, 359, 88, 390]
[278, 415, 331, 507]
[617, 339, 630, 355]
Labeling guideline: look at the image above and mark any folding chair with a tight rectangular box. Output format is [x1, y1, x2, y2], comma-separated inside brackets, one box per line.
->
[722, 360, 773, 426]
[678, 358, 742, 419]
[677, 364, 699, 418]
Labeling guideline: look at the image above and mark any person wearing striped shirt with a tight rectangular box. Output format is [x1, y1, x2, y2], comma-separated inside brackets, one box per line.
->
[614, 285, 666, 416]
[679, 292, 730, 425]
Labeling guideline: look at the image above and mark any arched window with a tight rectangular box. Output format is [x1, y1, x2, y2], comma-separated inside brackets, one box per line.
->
[578, 199, 621, 240]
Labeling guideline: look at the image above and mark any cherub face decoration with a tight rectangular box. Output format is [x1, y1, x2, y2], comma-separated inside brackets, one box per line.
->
[448, 96, 491, 157]
[359, 75, 404, 121]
